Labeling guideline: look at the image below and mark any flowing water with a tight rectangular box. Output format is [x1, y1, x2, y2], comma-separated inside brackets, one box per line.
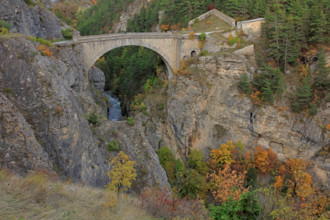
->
[105, 92, 122, 121]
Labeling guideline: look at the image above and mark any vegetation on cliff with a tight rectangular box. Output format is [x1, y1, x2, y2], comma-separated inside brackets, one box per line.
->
[156, 142, 329, 219]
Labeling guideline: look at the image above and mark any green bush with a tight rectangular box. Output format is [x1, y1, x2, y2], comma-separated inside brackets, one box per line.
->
[157, 146, 176, 183]
[200, 32, 206, 42]
[245, 167, 258, 189]
[187, 149, 207, 175]
[29, 36, 37, 42]
[24, 0, 34, 6]
[107, 140, 120, 152]
[209, 191, 261, 220]
[0, 20, 11, 30]
[62, 28, 73, 40]
[308, 104, 317, 116]
[200, 50, 208, 56]
[29, 37, 53, 47]
[87, 112, 99, 126]
[37, 38, 53, 47]
[126, 117, 135, 126]
[178, 169, 207, 199]
[157, 146, 175, 168]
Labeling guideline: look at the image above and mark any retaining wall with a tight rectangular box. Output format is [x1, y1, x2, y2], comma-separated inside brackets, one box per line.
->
[188, 9, 235, 28]
[237, 18, 265, 41]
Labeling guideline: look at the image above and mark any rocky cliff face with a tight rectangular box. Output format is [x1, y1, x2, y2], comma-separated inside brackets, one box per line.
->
[112, 0, 152, 33]
[0, 37, 169, 191]
[0, 0, 65, 39]
[139, 54, 329, 190]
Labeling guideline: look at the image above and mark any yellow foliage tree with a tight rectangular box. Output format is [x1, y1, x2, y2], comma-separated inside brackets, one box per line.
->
[293, 170, 313, 199]
[0, 27, 8, 34]
[285, 158, 313, 199]
[106, 151, 137, 195]
[210, 141, 235, 168]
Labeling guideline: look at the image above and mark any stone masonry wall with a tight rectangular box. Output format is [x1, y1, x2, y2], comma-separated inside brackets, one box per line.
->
[188, 9, 236, 28]
[237, 18, 265, 41]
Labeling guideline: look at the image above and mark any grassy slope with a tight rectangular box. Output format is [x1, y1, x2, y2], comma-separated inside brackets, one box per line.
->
[191, 15, 231, 33]
[0, 170, 153, 220]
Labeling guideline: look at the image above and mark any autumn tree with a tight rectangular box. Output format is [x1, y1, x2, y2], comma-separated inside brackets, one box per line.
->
[285, 158, 313, 199]
[253, 146, 277, 174]
[208, 164, 249, 203]
[209, 141, 235, 169]
[106, 151, 137, 195]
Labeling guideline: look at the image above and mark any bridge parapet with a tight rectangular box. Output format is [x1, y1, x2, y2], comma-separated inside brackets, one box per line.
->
[75, 33, 185, 43]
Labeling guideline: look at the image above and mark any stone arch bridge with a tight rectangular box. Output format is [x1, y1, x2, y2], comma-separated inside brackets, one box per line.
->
[58, 33, 201, 78]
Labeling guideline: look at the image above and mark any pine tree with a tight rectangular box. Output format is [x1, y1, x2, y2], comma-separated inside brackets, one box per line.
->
[291, 70, 312, 112]
[309, 5, 327, 44]
[314, 49, 330, 91]
[261, 80, 274, 105]
[239, 73, 251, 94]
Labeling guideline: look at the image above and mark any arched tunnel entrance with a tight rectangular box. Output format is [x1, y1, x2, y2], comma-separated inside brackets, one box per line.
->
[89, 45, 168, 120]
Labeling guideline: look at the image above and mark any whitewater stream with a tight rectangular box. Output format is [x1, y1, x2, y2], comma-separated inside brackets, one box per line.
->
[105, 92, 122, 121]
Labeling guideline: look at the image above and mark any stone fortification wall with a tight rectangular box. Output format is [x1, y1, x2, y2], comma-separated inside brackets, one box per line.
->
[237, 18, 265, 41]
[188, 9, 235, 28]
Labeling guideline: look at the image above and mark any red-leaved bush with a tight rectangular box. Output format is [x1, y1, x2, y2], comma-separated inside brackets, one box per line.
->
[139, 187, 208, 219]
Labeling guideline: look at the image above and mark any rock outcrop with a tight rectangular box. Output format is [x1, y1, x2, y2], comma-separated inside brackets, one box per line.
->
[0, 0, 65, 39]
[140, 54, 329, 190]
[112, 0, 152, 33]
[88, 66, 105, 93]
[0, 37, 169, 191]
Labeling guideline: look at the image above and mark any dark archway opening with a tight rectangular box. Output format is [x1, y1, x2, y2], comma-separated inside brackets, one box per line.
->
[191, 51, 197, 57]
[94, 46, 167, 120]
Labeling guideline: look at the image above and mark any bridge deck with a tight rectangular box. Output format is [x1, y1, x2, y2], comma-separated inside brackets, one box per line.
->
[54, 33, 186, 45]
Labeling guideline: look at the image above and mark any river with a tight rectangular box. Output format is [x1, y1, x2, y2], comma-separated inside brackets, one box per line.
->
[104, 92, 122, 121]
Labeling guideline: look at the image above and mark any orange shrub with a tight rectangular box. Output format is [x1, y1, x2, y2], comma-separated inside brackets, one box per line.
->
[36, 45, 54, 59]
[180, 59, 186, 69]
[274, 175, 284, 189]
[294, 170, 313, 199]
[253, 146, 277, 174]
[170, 24, 181, 31]
[188, 32, 196, 39]
[285, 158, 307, 174]
[55, 106, 63, 115]
[160, 24, 169, 32]
[208, 165, 248, 203]
[284, 158, 313, 199]
[250, 91, 262, 105]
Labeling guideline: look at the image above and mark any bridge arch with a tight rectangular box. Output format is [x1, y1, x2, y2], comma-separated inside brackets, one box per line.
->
[87, 41, 174, 78]
[76, 33, 201, 80]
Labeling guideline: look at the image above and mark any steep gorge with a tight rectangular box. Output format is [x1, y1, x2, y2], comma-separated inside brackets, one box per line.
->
[0, 37, 169, 192]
